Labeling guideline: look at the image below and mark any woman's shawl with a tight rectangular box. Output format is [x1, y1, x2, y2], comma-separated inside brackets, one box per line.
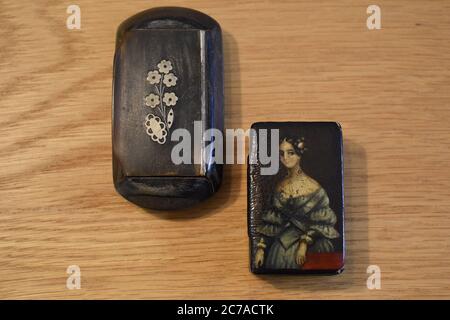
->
[257, 187, 340, 249]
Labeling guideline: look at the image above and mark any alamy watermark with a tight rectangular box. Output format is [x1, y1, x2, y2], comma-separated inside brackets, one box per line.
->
[366, 265, 381, 290]
[66, 5, 81, 30]
[367, 5, 381, 30]
[170, 122, 279, 175]
[66, 265, 81, 290]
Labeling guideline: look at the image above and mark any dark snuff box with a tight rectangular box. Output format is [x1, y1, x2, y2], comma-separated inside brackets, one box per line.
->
[248, 122, 345, 274]
[112, 7, 224, 210]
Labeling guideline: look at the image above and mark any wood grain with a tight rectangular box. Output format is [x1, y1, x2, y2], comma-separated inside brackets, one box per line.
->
[1, 0, 449, 299]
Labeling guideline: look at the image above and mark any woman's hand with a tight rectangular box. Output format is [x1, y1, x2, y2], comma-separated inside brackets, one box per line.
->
[296, 241, 308, 267]
[254, 248, 265, 268]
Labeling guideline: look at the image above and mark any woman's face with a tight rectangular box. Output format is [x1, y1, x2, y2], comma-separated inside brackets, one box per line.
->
[279, 140, 301, 169]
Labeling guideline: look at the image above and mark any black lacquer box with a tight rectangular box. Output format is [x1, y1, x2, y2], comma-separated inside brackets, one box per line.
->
[248, 122, 345, 274]
[112, 7, 224, 210]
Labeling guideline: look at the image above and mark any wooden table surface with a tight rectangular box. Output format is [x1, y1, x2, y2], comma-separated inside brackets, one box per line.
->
[1, 0, 449, 299]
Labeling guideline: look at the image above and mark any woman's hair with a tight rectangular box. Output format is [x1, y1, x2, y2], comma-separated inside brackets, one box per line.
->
[280, 134, 306, 156]
[271, 134, 307, 192]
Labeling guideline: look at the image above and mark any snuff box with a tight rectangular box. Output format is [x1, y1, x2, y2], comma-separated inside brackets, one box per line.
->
[112, 7, 224, 210]
[248, 122, 345, 274]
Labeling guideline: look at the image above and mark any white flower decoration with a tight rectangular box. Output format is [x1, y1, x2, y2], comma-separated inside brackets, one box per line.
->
[145, 114, 167, 144]
[163, 73, 178, 87]
[146, 70, 161, 84]
[157, 60, 173, 74]
[144, 59, 180, 144]
[145, 93, 160, 108]
[163, 92, 178, 106]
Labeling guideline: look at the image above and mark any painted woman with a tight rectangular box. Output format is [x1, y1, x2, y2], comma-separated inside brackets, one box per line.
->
[254, 135, 340, 269]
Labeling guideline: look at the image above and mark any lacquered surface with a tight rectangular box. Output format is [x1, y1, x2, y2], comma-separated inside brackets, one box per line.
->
[112, 7, 224, 209]
[248, 122, 344, 274]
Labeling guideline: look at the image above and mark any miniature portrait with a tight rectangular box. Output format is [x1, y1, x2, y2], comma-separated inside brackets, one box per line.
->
[249, 122, 344, 274]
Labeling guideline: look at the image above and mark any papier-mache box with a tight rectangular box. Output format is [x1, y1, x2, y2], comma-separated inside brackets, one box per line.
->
[112, 7, 224, 210]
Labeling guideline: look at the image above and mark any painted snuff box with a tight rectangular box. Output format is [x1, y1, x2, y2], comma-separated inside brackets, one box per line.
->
[112, 7, 224, 210]
[248, 122, 345, 274]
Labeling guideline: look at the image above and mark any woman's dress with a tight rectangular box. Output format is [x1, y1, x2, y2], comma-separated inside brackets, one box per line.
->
[257, 187, 340, 269]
